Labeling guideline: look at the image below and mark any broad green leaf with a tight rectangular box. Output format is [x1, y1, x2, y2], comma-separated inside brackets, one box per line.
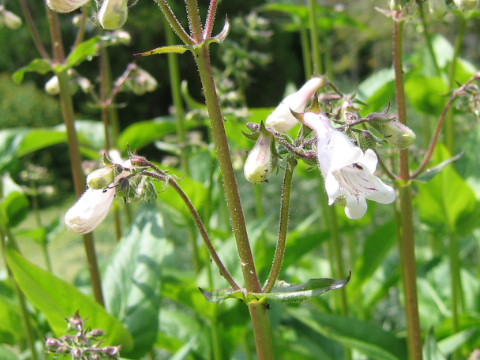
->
[357, 68, 396, 114]
[348, 220, 396, 300]
[62, 36, 101, 71]
[5, 249, 133, 351]
[56, 120, 106, 150]
[0, 295, 23, 345]
[289, 307, 408, 360]
[103, 205, 173, 358]
[201, 276, 349, 304]
[423, 328, 447, 360]
[14, 227, 47, 245]
[417, 144, 479, 235]
[0, 191, 29, 228]
[405, 74, 448, 116]
[0, 129, 27, 172]
[12, 58, 52, 84]
[16, 129, 66, 157]
[432, 35, 454, 69]
[438, 327, 477, 355]
[0, 346, 17, 360]
[135, 45, 191, 57]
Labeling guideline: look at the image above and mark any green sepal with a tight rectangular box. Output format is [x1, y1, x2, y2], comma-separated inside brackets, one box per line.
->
[134, 45, 192, 57]
[12, 58, 52, 84]
[205, 17, 230, 46]
[200, 274, 350, 304]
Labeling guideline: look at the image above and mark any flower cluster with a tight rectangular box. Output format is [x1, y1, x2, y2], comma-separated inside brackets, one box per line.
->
[64, 151, 156, 234]
[243, 77, 413, 219]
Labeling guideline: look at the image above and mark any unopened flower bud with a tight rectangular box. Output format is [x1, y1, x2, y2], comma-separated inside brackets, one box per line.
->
[379, 121, 416, 149]
[111, 29, 131, 45]
[72, 347, 82, 358]
[45, 338, 62, 351]
[98, 0, 128, 30]
[3, 10, 22, 29]
[45, 76, 60, 95]
[453, 0, 478, 11]
[87, 329, 105, 338]
[87, 167, 115, 189]
[429, 0, 448, 18]
[357, 130, 377, 152]
[76, 77, 93, 93]
[244, 133, 274, 183]
[266, 77, 325, 132]
[104, 346, 121, 356]
[46, 0, 90, 13]
[126, 66, 158, 95]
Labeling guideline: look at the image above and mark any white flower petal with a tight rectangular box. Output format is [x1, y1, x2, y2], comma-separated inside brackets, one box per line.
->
[46, 0, 90, 13]
[325, 173, 341, 205]
[65, 187, 115, 234]
[362, 149, 378, 174]
[365, 182, 396, 204]
[345, 195, 367, 219]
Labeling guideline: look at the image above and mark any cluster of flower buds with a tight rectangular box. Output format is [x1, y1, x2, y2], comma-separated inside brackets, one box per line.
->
[45, 70, 93, 96]
[65, 150, 157, 234]
[0, 5, 22, 30]
[123, 65, 158, 96]
[243, 77, 417, 219]
[45, 312, 121, 360]
[47, 0, 131, 30]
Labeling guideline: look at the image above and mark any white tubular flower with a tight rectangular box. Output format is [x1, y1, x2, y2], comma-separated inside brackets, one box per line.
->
[98, 0, 128, 30]
[65, 187, 115, 234]
[265, 77, 325, 132]
[46, 0, 90, 13]
[303, 112, 396, 220]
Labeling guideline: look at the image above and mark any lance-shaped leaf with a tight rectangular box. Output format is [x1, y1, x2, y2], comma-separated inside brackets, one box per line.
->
[201, 275, 350, 304]
[12, 58, 52, 84]
[134, 45, 191, 57]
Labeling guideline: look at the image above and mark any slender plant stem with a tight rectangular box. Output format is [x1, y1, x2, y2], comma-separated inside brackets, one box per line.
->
[253, 185, 264, 219]
[448, 231, 462, 360]
[445, 17, 466, 152]
[46, 8, 105, 306]
[155, 0, 195, 45]
[418, 1, 440, 76]
[307, 0, 322, 74]
[73, 8, 87, 49]
[144, 171, 240, 290]
[184, 0, 203, 42]
[263, 159, 296, 293]
[393, 18, 423, 360]
[18, 0, 50, 60]
[300, 24, 312, 79]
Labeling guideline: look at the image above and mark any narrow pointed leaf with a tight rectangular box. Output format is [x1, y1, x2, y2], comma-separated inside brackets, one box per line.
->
[212, 17, 230, 43]
[5, 249, 134, 351]
[12, 58, 52, 84]
[135, 45, 190, 57]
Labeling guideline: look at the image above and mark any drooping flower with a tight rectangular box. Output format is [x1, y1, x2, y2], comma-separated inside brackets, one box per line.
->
[303, 112, 396, 219]
[64, 187, 115, 234]
[244, 132, 274, 183]
[265, 77, 325, 132]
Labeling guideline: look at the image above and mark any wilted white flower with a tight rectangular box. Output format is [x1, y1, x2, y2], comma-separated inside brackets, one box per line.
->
[98, 0, 128, 30]
[265, 77, 325, 132]
[303, 112, 396, 219]
[65, 187, 115, 234]
[244, 132, 274, 183]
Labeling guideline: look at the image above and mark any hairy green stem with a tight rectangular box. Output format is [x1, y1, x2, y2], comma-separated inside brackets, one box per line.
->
[445, 17, 466, 152]
[393, 19, 423, 360]
[263, 159, 296, 293]
[46, 8, 104, 306]
[253, 185, 264, 219]
[155, 0, 195, 45]
[307, 0, 322, 74]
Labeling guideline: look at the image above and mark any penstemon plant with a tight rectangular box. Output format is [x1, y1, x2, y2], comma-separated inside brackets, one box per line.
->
[2, 0, 480, 359]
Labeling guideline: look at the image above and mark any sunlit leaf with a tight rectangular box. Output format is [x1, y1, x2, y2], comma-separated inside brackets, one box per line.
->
[135, 45, 190, 57]
[12, 58, 52, 84]
[0, 191, 29, 228]
[5, 249, 134, 351]
[61, 36, 102, 71]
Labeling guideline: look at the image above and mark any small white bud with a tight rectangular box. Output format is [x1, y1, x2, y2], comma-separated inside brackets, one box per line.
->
[265, 77, 325, 132]
[46, 0, 90, 13]
[3, 10, 22, 30]
[98, 0, 128, 30]
[45, 76, 60, 95]
[244, 133, 274, 183]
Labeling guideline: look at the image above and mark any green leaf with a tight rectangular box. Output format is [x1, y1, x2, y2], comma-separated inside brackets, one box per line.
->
[201, 276, 349, 304]
[135, 45, 191, 57]
[423, 328, 447, 360]
[0, 295, 24, 345]
[417, 144, 479, 235]
[14, 227, 47, 245]
[405, 74, 448, 116]
[12, 58, 52, 84]
[5, 249, 134, 351]
[118, 117, 178, 151]
[357, 68, 396, 115]
[0, 346, 17, 360]
[289, 307, 408, 360]
[17, 129, 66, 157]
[0, 129, 28, 172]
[438, 327, 477, 355]
[61, 37, 102, 71]
[103, 204, 172, 358]
[0, 191, 29, 228]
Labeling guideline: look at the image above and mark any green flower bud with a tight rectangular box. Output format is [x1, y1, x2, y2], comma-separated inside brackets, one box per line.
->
[453, 0, 478, 11]
[244, 133, 274, 183]
[98, 0, 128, 30]
[87, 167, 115, 189]
[125, 66, 158, 95]
[357, 130, 377, 152]
[379, 121, 416, 149]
